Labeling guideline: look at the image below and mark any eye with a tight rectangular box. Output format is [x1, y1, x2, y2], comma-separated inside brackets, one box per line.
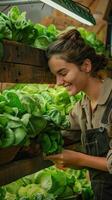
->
[59, 71, 68, 76]
[61, 73, 66, 77]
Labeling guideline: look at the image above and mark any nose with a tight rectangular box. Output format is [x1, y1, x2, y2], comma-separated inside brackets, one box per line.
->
[56, 75, 64, 86]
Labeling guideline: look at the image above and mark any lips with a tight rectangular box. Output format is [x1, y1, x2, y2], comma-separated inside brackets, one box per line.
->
[64, 84, 72, 90]
[64, 83, 71, 87]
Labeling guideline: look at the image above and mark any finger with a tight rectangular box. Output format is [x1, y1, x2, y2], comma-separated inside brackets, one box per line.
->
[56, 165, 65, 170]
[43, 152, 55, 159]
[55, 162, 66, 170]
[50, 153, 64, 160]
[44, 154, 61, 161]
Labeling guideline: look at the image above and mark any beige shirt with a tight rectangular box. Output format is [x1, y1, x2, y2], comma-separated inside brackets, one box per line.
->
[69, 78, 112, 173]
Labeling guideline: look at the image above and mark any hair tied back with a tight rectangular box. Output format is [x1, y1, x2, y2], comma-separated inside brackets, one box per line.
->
[59, 29, 81, 42]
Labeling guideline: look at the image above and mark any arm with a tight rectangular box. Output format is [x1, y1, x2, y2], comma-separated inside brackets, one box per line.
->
[45, 150, 108, 171]
[79, 153, 108, 171]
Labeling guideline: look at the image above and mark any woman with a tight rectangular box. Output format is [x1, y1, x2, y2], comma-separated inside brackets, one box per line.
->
[45, 29, 112, 200]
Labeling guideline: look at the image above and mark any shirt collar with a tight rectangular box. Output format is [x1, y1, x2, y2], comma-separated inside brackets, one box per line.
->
[81, 78, 112, 107]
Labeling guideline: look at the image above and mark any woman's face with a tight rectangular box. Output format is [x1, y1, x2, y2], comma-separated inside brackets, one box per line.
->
[49, 55, 90, 95]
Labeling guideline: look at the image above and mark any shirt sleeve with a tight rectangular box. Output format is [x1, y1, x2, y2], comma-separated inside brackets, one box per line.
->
[107, 149, 112, 174]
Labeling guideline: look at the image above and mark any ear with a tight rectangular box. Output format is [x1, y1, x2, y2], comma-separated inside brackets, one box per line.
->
[81, 59, 92, 73]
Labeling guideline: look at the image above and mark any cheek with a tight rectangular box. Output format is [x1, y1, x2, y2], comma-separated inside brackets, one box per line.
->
[74, 75, 87, 92]
[67, 73, 86, 94]
[66, 72, 77, 82]
[67, 71, 80, 84]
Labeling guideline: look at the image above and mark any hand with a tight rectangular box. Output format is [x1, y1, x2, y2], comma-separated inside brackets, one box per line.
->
[44, 149, 84, 169]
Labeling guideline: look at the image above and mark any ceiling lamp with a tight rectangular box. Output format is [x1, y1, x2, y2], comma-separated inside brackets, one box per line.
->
[40, 0, 96, 26]
[0, 0, 96, 26]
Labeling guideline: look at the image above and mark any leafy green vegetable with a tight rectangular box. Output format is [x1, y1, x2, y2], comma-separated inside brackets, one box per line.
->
[8, 6, 20, 23]
[0, 84, 82, 151]
[5, 179, 24, 194]
[35, 171, 52, 191]
[0, 187, 6, 200]
[18, 184, 45, 199]
[0, 128, 15, 148]
[34, 24, 47, 36]
[14, 127, 27, 145]
[77, 27, 105, 54]
[4, 91, 25, 113]
[40, 133, 52, 154]
[27, 116, 47, 138]
[34, 36, 50, 49]
[2, 166, 93, 200]
[0, 12, 12, 40]
[59, 186, 73, 197]
[32, 193, 43, 200]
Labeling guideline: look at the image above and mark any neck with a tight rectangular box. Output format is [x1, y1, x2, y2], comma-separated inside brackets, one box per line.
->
[84, 77, 103, 103]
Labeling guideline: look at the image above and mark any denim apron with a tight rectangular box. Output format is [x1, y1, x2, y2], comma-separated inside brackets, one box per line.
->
[81, 98, 112, 200]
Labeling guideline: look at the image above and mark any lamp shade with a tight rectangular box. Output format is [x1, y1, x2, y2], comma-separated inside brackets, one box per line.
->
[40, 0, 96, 26]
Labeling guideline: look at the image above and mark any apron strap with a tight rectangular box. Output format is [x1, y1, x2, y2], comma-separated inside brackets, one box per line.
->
[101, 98, 112, 124]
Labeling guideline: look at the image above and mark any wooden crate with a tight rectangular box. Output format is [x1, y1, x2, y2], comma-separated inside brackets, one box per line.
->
[0, 40, 55, 83]
[0, 153, 52, 186]
[0, 137, 52, 186]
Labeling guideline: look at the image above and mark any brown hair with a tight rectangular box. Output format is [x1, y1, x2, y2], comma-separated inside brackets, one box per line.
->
[46, 29, 108, 77]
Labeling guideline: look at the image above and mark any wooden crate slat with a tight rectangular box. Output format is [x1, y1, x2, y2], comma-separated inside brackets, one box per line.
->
[0, 40, 56, 83]
[0, 154, 52, 186]
[0, 62, 55, 83]
[2, 40, 48, 67]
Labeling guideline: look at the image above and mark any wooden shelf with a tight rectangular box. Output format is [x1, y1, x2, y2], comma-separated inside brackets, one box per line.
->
[0, 40, 56, 83]
[0, 40, 55, 186]
[0, 40, 83, 188]
[0, 153, 52, 186]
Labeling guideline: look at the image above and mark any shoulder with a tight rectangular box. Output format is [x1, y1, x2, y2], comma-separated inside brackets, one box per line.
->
[103, 78, 112, 93]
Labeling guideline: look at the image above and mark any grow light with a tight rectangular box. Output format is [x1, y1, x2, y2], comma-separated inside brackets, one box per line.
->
[40, 0, 96, 26]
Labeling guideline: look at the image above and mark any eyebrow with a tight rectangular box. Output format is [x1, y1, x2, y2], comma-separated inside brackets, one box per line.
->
[57, 68, 66, 74]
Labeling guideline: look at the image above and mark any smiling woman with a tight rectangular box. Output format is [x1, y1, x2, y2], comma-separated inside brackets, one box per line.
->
[45, 28, 112, 200]
[46, 29, 108, 95]
[48, 55, 88, 96]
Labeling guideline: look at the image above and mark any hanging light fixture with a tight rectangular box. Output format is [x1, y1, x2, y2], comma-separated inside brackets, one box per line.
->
[40, 0, 96, 26]
[0, 0, 96, 26]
